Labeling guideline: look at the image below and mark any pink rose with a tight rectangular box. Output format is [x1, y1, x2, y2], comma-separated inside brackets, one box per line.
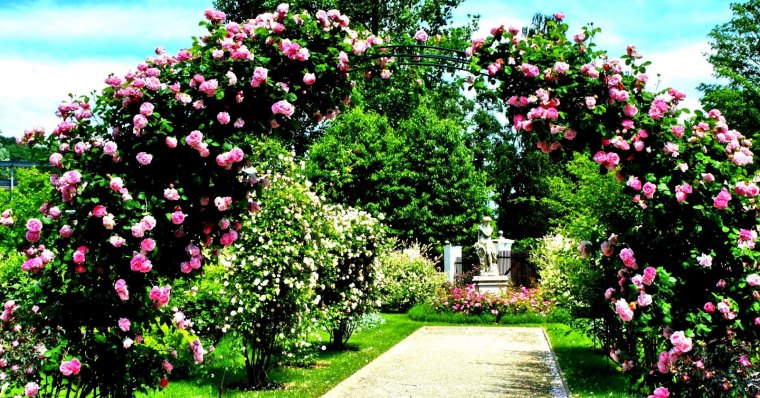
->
[670, 331, 692, 354]
[141, 216, 156, 230]
[92, 205, 107, 218]
[139, 102, 154, 116]
[110, 235, 126, 247]
[109, 177, 124, 191]
[26, 218, 43, 233]
[185, 130, 204, 148]
[642, 182, 657, 199]
[303, 73, 316, 86]
[217, 111, 230, 125]
[133, 114, 148, 130]
[149, 285, 171, 307]
[164, 187, 180, 200]
[114, 279, 129, 301]
[60, 225, 73, 238]
[49, 153, 63, 168]
[251, 67, 268, 88]
[271, 100, 295, 118]
[166, 136, 178, 148]
[713, 188, 732, 209]
[59, 358, 81, 376]
[118, 318, 131, 332]
[747, 273, 760, 286]
[136, 152, 153, 166]
[703, 302, 715, 313]
[25, 382, 39, 397]
[414, 29, 429, 42]
[171, 210, 186, 225]
[130, 253, 152, 273]
[140, 238, 156, 252]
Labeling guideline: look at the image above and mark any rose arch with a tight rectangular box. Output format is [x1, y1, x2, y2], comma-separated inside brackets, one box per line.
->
[2, 6, 758, 398]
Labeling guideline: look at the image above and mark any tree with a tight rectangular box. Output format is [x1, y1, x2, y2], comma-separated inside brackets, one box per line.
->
[306, 106, 490, 245]
[699, 0, 760, 136]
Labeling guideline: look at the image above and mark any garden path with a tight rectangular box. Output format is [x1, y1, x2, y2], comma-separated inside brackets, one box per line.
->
[322, 326, 569, 398]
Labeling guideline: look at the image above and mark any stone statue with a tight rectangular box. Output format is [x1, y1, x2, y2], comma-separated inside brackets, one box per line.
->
[474, 216, 498, 275]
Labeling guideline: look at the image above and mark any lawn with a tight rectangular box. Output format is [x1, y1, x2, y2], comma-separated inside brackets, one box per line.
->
[145, 313, 628, 397]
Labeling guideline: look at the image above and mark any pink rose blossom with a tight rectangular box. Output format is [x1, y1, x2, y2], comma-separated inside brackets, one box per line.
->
[139, 102, 154, 116]
[110, 235, 126, 247]
[140, 238, 156, 252]
[271, 100, 295, 118]
[130, 253, 152, 273]
[109, 177, 124, 192]
[704, 302, 715, 313]
[25, 382, 39, 397]
[747, 274, 760, 286]
[713, 188, 732, 209]
[303, 73, 316, 85]
[118, 318, 131, 332]
[164, 187, 180, 200]
[414, 29, 429, 42]
[670, 331, 692, 354]
[648, 386, 669, 398]
[149, 285, 171, 307]
[114, 279, 129, 301]
[615, 299, 633, 322]
[136, 152, 153, 166]
[642, 182, 657, 199]
[171, 210, 186, 225]
[166, 136, 178, 148]
[217, 112, 230, 124]
[59, 358, 81, 376]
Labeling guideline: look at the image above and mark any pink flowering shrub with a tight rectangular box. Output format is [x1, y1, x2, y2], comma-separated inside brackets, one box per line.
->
[469, 14, 760, 396]
[6, 6, 377, 395]
[431, 284, 555, 319]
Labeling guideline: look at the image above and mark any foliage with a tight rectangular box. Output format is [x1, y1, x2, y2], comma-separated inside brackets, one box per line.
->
[377, 243, 445, 312]
[699, 0, 760, 136]
[0, 168, 51, 258]
[470, 11, 760, 396]
[306, 106, 490, 245]
[3, 6, 384, 395]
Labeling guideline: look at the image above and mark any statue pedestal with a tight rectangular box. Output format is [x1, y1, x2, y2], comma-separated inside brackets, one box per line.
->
[473, 274, 511, 294]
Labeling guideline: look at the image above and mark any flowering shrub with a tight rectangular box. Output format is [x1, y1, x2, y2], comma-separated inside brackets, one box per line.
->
[217, 142, 333, 388]
[4, 6, 384, 395]
[469, 13, 760, 396]
[431, 284, 555, 319]
[318, 204, 386, 349]
[377, 243, 445, 312]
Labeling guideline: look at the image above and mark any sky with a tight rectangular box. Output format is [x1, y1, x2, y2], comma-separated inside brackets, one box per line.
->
[0, 0, 735, 138]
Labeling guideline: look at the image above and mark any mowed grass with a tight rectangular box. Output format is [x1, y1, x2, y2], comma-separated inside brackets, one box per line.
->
[145, 313, 628, 398]
[143, 313, 421, 398]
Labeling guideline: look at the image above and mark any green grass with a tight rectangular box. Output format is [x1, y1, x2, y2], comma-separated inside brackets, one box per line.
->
[544, 323, 630, 398]
[144, 314, 421, 398]
[145, 312, 628, 398]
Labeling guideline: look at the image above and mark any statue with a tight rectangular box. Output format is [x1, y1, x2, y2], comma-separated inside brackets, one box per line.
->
[474, 216, 498, 275]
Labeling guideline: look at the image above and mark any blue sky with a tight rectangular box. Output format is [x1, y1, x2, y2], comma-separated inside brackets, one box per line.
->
[0, 0, 734, 138]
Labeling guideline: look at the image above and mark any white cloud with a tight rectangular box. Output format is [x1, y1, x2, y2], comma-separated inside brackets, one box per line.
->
[0, 57, 137, 137]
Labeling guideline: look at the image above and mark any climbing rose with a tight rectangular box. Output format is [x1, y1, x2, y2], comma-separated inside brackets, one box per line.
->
[642, 182, 657, 199]
[747, 274, 760, 287]
[271, 100, 295, 118]
[713, 188, 732, 209]
[670, 331, 692, 354]
[59, 358, 81, 376]
[118, 318, 131, 332]
[136, 152, 153, 166]
[149, 285, 171, 307]
[414, 29, 428, 42]
[648, 386, 669, 398]
[25, 382, 39, 397]
[171, 210, 186, 225]
[615, 299, 634, 321]
[26, 218, 42, 233]
[114, 279, 129, 301]
[303, 73, 316, 85]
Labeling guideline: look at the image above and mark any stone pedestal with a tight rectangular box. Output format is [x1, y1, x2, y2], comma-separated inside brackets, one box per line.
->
[473, 275, 511, 294]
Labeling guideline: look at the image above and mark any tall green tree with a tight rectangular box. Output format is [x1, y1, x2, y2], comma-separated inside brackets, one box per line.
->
[699, 0, 760, 136]
[306, 106, 490, 245]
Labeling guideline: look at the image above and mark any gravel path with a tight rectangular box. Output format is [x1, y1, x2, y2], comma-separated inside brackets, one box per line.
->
[322, 326, 569, 398]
